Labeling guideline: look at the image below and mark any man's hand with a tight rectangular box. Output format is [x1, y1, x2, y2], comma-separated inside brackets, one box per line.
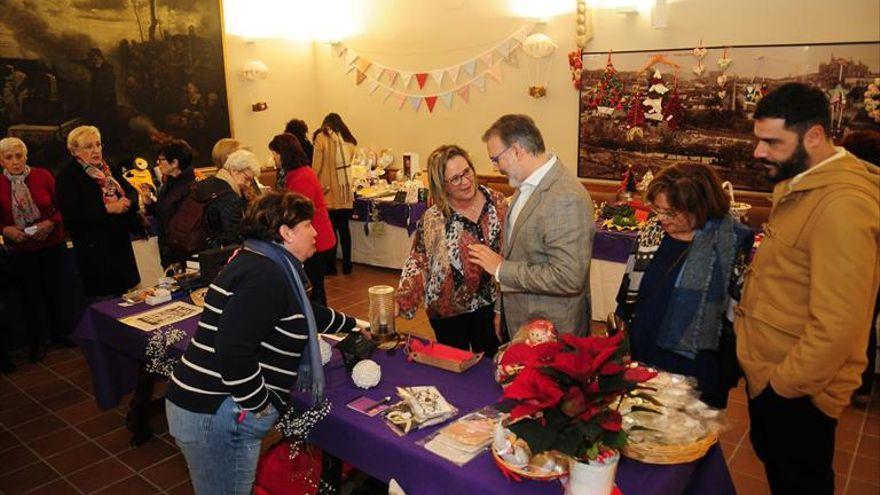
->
[31, 220, 54, 241]
[467, 243, 503, 276]
[1, 226, 26, 243]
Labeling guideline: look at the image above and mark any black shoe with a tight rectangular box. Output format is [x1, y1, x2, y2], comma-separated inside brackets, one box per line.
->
[342, 262, 353, 275]
[52, 336, 77, 348]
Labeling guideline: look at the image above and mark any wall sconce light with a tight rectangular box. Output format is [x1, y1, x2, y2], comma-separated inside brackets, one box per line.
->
[242, 60, 269, 81]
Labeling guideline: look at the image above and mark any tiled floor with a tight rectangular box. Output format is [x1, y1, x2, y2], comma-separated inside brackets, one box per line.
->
[0, 263, 878, 494]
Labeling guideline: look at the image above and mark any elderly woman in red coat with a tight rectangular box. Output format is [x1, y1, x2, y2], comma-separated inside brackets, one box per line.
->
[0, 137, 71, 363]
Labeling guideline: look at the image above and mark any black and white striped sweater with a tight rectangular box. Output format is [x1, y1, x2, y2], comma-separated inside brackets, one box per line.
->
[166, 250, 356, 414]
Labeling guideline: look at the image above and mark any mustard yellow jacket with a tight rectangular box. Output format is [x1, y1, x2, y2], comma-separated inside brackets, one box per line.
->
[735, 149, 879, 418]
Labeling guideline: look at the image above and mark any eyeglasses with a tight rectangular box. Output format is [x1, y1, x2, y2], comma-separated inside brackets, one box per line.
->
[156, 156, 168, 163]
[650, 207, 680, 219]
[489, 145, 513, 165]
[446, 167, 473, 186]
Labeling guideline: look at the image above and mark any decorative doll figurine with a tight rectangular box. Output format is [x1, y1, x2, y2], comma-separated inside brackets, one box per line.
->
[494, 318, 559, 387]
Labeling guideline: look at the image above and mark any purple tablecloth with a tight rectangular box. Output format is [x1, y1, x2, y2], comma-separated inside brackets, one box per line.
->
[75, 298, 734, 495]
[593, 228, 638, 264]
[292, 350, 734, 495]
[352, 198, 429, 235]
[72, 298, 198, 409]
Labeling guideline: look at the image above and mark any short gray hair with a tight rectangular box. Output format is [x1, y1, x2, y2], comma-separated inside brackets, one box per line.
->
[0, 137, 27, 156]
[223, 149, 261, 175]
[67, 125, 101, 152]
[481, 114, 546, 154]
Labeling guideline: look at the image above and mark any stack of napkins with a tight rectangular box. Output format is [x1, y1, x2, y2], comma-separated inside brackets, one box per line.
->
[423, 409, 499, 465]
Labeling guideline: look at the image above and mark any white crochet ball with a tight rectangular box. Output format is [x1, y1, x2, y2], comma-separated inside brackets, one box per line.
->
[351, 359, 381, 389]
[319, 338, 333, 365]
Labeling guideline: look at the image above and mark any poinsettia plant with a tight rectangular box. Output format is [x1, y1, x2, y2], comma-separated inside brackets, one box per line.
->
[497, 332, 657, 462]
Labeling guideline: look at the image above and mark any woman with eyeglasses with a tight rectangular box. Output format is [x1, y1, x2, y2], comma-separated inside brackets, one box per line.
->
[193, 149, 260, 251]
[56, 125, 141, 300]
[615, 162, 755, 408]
[396, 145, 508, 357]
[141, 139, 197, 268]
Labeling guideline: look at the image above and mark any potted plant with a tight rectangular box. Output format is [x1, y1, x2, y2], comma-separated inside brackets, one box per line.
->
[495, 332, 657, 495]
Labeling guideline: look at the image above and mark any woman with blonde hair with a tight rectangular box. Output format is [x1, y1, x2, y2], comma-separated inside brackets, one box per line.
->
[56, 125, 140, 298]
[312, 113, 356, 274]
[396, 145, 508, 357]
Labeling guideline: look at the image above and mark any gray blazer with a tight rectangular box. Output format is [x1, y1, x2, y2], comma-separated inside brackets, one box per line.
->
[497, 159, 595, 337]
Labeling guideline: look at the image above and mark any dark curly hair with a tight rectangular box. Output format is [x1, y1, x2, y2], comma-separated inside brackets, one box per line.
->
[241, 190, 314, 243]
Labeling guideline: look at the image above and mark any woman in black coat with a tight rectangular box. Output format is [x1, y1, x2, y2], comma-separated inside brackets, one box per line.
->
[142, 139, 196, 268]
[56, 125, 140, 298]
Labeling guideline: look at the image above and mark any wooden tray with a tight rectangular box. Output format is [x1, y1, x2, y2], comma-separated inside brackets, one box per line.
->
[409, 351, 483, 373]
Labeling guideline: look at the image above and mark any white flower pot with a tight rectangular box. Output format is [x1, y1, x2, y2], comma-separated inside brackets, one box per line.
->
[564, 452, 619, 495]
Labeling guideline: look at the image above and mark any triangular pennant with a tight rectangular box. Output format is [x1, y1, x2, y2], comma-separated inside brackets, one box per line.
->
[430, 70, 444, 86]
[463, 60, 477, 77]
[497, 40, 512, 59]
[457, 85, 470, 103]
[386, 70, 399, 85]
[487, 62, 503, 83]
[473, 75, 486, 92]
[377, 68, 387, 81]
[504, 52, 519, 68]
[400, 71, 414, 88]
[480, 52, 494, 67]
[356, 70, 367, 85]
[345, 64, 357, 74]
[337, 45, 347, 57]
[439, 92, 454, 108]
[383, 89, 395, 102]
[425, 96, 438, 113]
[408, 96, 422, 111]
[368, 80, 380, 94]
[447, 66, 461, 83]
[396, 94, 407, 109]
[415, 73, 429, 89]
[344, 50, 358, 67]
[355, 57, 372, 73]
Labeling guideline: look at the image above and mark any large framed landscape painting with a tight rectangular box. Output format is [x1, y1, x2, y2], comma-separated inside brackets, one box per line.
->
[577, 42, 880, 192]
[0, 0, 231, 173]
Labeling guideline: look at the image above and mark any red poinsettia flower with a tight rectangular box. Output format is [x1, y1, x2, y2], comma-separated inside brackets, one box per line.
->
[503, 368, 565, 420]
[599, 410, 623, 432]
[600, 361, 627, 376]
[624, 366, 659, 383]
[560, 386, 588, 418]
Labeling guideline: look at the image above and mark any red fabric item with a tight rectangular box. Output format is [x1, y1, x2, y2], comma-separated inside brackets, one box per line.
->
[415, 73, 429, 89]
[254, 441, 323, 495]
[409, 338, 475, 362]
[284, 167, 337, 252]
[0, 166, 64, 252]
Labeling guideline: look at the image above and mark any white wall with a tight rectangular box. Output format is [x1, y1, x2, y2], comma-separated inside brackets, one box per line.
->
[222, 0, 880, 174]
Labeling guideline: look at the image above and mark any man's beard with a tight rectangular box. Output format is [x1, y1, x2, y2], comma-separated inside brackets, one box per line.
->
[760, 141, 810, 184]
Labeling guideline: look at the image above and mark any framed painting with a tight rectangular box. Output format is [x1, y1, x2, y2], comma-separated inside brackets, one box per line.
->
[577, 41, 880, 192]
[0, 0, 231, 174]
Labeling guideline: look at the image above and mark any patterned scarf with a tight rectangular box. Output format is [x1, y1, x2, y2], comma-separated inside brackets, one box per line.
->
[79, 160, 123, 204]
[3, 166, 41, 228]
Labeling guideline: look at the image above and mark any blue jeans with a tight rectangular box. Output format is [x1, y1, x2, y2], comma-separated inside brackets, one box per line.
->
[166, 397, 280, 495]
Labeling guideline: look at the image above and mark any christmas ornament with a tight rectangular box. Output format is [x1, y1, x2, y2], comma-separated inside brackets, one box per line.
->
[863, 78, 880, 124]
[319, 338, 332, 365]
[352, 359, 382, 389]
[587, 52, 625, 116]
[523, 33, 556, 98]
[568, 50, 583, 90]
[692, 42, 707, 77]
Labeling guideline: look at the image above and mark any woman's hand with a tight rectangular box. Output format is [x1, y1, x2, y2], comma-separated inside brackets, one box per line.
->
[138, 184, 154, 205]
[30, 220, 54, 241]
[1, 225, 26, 243]
[106, 197, 131, 214]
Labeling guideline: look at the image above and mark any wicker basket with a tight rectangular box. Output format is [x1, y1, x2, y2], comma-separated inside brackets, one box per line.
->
[491, 447, 567, 481]
[621, 433, 718, 465]
[722, 181, 752, 222]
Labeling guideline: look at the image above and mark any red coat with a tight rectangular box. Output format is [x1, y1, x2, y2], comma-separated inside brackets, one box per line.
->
[0, 167, 64, 252]
[284, 166, 336, 253]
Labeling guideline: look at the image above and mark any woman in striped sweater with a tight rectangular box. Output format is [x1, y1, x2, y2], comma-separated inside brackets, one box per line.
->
[165, 190, 363, 495]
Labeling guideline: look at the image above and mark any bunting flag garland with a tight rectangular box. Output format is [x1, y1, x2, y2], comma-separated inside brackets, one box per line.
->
[333, 24, 533, 114]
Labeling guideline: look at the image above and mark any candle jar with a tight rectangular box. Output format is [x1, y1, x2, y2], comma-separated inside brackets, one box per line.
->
[368, 285, 396, 343]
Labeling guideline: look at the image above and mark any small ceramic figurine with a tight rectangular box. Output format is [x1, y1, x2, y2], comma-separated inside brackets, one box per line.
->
[494, 318, 559, 386]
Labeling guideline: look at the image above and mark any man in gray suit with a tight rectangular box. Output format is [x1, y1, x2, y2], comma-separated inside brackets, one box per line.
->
[469, 114, 595, 338]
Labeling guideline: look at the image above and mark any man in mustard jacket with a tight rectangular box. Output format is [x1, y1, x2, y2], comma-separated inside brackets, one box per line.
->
[737, 83, 880, 494]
